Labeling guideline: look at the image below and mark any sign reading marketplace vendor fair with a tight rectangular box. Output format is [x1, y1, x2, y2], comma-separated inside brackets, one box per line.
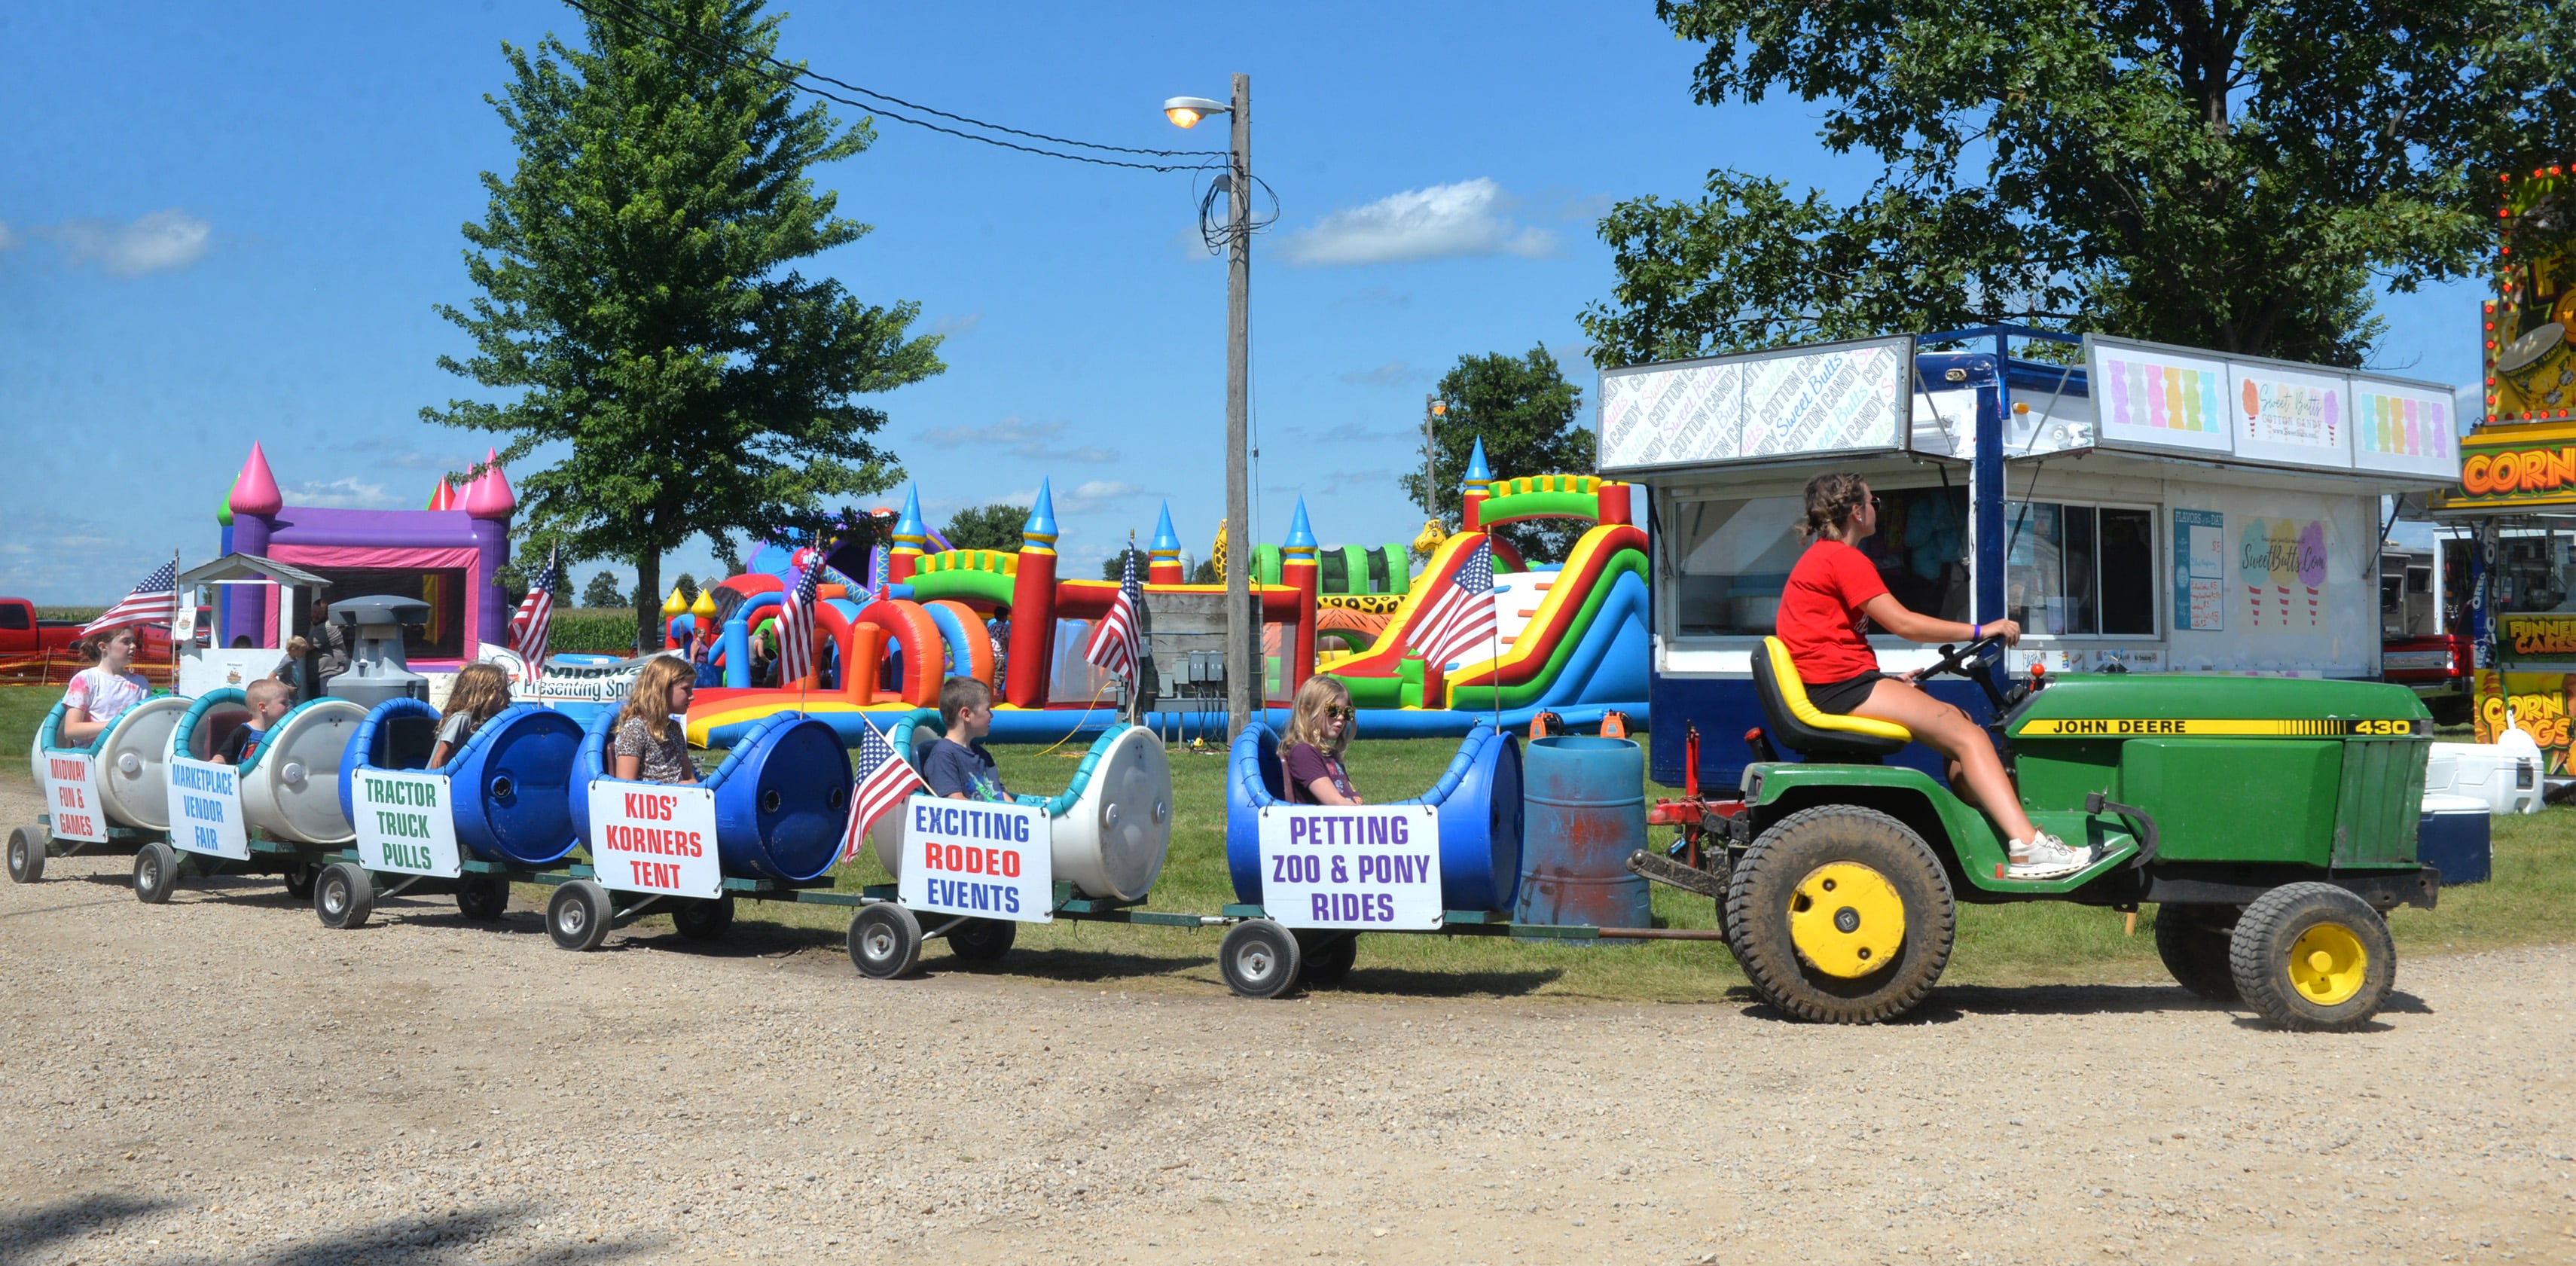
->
[353, 770, 461, 878]
[897, 800, 1053, 923]
[1256, 804, 1444, 931]
[588, 782, 721, 899]
[164, 756, 248, 860]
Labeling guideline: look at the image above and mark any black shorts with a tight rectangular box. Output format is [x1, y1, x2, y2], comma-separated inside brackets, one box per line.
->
[1804, 670, 1888, 715]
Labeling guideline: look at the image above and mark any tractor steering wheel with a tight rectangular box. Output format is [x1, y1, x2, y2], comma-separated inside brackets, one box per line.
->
[1917, 633, 2014, 712]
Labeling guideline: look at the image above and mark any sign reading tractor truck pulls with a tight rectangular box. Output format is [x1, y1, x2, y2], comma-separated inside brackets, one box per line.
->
[353, 770, 462, 877]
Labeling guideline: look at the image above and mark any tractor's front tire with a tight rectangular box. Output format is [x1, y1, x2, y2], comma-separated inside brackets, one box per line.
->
[2153, 903, 2242, 1002]
[2230, 883, 2395, 1032]
[1725, 805, 1954, 1024]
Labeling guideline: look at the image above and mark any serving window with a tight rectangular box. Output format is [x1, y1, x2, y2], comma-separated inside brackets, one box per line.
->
[2003, 502, 2155, 637]
[1665, 485, 1971, 639]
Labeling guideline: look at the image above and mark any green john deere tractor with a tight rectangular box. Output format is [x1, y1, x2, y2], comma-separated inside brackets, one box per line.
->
[1645, 635, 2437, 1030]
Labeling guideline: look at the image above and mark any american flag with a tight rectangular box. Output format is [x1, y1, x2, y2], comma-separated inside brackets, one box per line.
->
[1083, 545, 1143, 682]
[1410, 538, 1497, 669]
[841, 716, 926, 862]
[81, 560, 177, 636]
[777, 555, 823, 685]
[509, 545, 557, 662]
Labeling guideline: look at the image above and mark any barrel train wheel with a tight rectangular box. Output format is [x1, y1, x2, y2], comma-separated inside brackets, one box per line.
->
[2153, 903, 2241, 1002]
[546, 880, 615, 952]
[1724, 804, 1955, 1024]
[282, 861, 322, 902]
[454, 872, 510, 921]
[133, 842, 181, 905]
[1219, 919, 1303, 999]
[314, 862, 374, 930]
[945, 917, 1016, 967]
[848, 904, 923, 979]
[2229, 883, 2396, 1032]
[1296, 931, 1357, 989]
[672, 893, 735, 941]
[8, 825, 44, 884]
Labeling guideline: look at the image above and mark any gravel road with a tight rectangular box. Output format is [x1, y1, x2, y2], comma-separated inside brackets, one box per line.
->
[2, 777, 2569, 1265]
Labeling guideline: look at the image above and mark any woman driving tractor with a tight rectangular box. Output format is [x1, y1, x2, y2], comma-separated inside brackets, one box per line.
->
[1777, 471, 2093, 880]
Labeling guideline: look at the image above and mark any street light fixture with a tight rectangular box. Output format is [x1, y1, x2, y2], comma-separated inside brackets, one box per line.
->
[1168, 76, 1255, 739]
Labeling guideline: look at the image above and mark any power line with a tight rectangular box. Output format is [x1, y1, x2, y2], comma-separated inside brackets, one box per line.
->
[565, 0, 1228, 173]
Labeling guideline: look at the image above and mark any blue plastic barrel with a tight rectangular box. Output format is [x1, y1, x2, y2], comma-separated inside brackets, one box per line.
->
[340, 700, 584, 866]
[570, 708, 850, 883]
[1225, 721, 1523, 912]
[1513, 735, 1649, 934]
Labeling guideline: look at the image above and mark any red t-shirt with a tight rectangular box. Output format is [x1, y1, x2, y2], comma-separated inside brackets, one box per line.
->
[1777, 539, 1891, 684]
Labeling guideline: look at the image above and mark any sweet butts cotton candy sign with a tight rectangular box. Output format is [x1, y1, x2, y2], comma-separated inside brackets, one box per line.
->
[1256, 804, 1445, 930]
[2234, 517, 2330, 632]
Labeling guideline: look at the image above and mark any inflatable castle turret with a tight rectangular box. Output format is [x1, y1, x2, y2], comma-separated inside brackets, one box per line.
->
[1281, 497, 1320, 682]
[1005, 480, 1060, 709]
[1148, 502, 1185, 585]
[888, 487, 928, 585]
[1460, 436, 1494, 532]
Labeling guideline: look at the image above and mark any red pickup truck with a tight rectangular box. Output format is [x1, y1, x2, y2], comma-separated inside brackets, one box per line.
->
[0, 598, 174, 660]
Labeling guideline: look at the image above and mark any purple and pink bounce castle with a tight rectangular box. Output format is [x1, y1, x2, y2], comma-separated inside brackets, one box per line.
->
[215, 443, 518, 667]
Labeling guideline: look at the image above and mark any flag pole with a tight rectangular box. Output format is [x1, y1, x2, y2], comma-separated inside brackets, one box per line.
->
[169, 549, 181, 688]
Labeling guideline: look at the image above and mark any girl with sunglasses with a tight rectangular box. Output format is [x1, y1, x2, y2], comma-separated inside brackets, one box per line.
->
[1281, 676, 1363, 806]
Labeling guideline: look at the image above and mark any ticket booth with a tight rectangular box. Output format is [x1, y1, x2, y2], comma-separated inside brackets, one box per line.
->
[1602, 325, 2462, 789]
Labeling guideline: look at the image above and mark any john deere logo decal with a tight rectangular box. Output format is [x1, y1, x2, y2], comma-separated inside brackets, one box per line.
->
[2016, 718, 2429, 737]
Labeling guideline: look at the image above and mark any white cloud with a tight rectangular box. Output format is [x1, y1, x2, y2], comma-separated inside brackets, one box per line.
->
[933, 311, 984, 338]
[282, 477, 398, 509]
[1282, 179, 1555, 267]
[41, 210, 212, 276]
[1340, 361, 1430, 387]
[0, 222, 18, 252]
[917, 416, 1116, 462]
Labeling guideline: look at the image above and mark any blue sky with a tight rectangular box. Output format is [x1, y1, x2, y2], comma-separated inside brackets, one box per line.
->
[1, 1, 2487, 605]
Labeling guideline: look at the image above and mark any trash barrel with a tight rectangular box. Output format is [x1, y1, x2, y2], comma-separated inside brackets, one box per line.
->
[1514, 735, 1649, 937]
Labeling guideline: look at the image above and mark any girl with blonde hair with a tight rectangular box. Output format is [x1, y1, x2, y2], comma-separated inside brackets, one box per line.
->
[1280, 675, 1362, 806]
[611, 655, 700, 784]
[428, 661, 514, 767]
[60, 626, 149, 746]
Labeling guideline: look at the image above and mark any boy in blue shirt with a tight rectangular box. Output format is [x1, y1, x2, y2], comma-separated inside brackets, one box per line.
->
[922, 676, 1010, 801]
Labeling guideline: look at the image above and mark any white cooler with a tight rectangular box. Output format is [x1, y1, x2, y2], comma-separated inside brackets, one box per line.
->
[2424, 740, 2544, 816]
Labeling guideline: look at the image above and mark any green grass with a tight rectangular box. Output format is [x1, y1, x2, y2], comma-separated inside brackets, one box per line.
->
[2, 685, 56, 759]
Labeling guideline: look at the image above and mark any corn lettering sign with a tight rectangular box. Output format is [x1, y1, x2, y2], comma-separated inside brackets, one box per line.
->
[41, 753, 107, 843]
[898, 800, 1054, 923]
[1256, 804, 1444, 930]
[586, 782, 721, 898]
[164, 757, 249, 859]
[354, 771, 462, 877]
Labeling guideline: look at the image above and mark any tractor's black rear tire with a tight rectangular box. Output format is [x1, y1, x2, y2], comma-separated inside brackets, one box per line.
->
[1724, 805, 1955, 1024]
[2153, 903, 2242, 1002]
[2230, 883, 2396, 1032]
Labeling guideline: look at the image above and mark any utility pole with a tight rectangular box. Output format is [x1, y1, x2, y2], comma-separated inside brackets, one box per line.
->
[1222, 72, 1255, 739]
[1421, 393, 1445, 519]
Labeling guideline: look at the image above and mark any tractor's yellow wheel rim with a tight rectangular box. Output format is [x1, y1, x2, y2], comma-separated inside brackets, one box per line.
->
[2287, 923, 2369, 1006]
[1787, 862, 1906, 979]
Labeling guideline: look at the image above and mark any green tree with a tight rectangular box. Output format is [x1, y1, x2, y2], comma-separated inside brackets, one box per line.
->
[425, 0, 944, 653]
[942, 503, 1031, 554]
[581, 570, 624, 609]
[1100, 545, 1146, 581]
[673, 573, 699, 607]
[493, 560, 575, 606]
[1399, 346, 1597, 564]
[1582, 1, 2576, 369]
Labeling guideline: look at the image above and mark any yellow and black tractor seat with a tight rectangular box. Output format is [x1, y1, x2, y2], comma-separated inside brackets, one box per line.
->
[1751, 636, 1912, 760]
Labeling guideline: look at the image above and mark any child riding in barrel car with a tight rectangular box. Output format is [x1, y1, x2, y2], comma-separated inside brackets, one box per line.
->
[1775, 471, 2091, 880]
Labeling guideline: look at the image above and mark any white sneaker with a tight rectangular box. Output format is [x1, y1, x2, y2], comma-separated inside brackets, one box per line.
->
[2007, 831, 2092, 880]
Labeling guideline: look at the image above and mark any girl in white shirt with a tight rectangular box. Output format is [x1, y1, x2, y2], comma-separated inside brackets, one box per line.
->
[61, 627, 149, 746]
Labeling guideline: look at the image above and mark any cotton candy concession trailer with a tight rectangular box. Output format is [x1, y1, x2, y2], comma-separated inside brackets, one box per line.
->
[1601, 325, 2462, 791]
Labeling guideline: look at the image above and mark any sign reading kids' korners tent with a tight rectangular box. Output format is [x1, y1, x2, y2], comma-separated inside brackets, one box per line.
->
[586, 782, 722, 899]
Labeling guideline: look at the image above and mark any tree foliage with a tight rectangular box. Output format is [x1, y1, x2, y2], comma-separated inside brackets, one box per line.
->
[1399, 346, 1598, 564]
[580, 571, 624, 608]
[424, 0, 943, 648]
[1583, 0, 2576, 369]
[942, 503, 1031, 554]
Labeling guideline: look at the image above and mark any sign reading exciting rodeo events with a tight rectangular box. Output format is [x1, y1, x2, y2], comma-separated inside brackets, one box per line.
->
[40, 752, 106, 843]
[353, 770, 461, 877]
[898, 801, 1053, 923]
[1256, 804, 1443, 931]
[587, 782, 721, 898]
[164, 756, 249, 859]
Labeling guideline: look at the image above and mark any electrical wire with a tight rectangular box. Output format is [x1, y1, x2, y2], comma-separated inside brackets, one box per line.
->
[565, 0, 1229, 173]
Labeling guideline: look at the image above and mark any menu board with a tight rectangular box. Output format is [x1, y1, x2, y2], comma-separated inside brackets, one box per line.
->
[2349, 382, 2457, 479]
[1598, 336, 1912, 472]
[2091, 342, 2233, 455]
[2083, 334, 2453, 480]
